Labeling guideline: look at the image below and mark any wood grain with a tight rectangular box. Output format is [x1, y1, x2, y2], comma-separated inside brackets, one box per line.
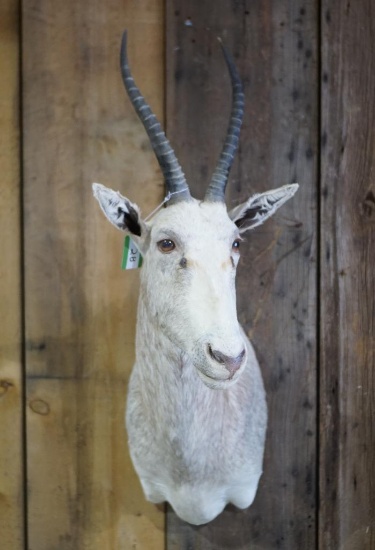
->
[320, 1, 375, 548]
[23, 0, 165, 547]
[166, 1, 318, 548]
[16, 1, 375, 546]
[0, 1, 23, 548]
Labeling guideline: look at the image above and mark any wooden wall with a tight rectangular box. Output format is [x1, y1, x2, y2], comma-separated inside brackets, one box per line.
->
[0, 0, 374, 548]
[0, 1, 23, 548]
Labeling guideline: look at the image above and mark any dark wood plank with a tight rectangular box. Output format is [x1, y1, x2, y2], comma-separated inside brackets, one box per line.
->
[22, 0, 165, 547]
[166, 1, 318, 548]
[0, 1, 24, 547]
[320, 1, 375, 548]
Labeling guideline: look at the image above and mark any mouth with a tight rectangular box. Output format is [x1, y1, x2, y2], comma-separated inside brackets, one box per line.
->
[197, 369, 241, 390]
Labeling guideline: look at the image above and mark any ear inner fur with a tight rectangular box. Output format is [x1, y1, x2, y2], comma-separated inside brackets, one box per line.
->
[123, 204, 142, 236]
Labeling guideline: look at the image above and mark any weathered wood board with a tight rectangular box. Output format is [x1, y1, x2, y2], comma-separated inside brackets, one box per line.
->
[0, 1, 24, 548]
[320, 1, 375, 548]
[166, 1, 318, 548]
[2, 0, 372, 547]
[22, 0, 165, 547]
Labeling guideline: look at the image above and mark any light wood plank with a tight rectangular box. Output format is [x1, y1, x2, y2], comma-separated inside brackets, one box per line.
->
[23, 0, 165, 547]
[320, 1, 375, 548]
[0, 1, 23, 548]
[166, 1, 318, 547]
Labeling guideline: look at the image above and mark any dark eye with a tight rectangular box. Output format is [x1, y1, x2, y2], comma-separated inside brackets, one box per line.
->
[157, 239, 176, 253]
[232, 239, 241, 252]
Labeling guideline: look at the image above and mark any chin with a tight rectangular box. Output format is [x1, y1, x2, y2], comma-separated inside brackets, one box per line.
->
[197, 369, 242, 390]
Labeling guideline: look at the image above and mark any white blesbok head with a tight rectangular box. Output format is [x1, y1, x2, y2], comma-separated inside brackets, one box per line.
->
[93, 32, 298, 391]
[93, 32, 298, 525]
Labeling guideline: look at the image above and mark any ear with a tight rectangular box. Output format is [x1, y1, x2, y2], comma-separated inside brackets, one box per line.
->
[92, 183, 143, 236]
[229, 184, 299, 233]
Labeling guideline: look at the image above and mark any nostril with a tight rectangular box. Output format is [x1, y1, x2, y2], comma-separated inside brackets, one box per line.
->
[208, 344, 225, 364]
[207, 345, 246, 375]
[240, 349, 246, 360]
[235, 349, 246, 366]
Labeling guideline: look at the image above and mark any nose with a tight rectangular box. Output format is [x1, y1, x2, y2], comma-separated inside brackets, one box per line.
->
[208, 345, 246, 377]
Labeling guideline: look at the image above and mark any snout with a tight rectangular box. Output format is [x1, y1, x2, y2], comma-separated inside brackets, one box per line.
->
[207, 345, 245, 379]
[195, 340, 247, 389]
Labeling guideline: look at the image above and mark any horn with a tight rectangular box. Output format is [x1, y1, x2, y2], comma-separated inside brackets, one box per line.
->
[204, 40, 245, 202]
[120, 31, 191, 204]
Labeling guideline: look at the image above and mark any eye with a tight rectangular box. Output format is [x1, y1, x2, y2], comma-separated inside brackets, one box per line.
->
[232, 239, 241, 252]
[157, 239, 176, 253]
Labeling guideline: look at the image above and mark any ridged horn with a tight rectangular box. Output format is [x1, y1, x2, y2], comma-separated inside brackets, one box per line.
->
[204, 40, 245, 202]
[120, 31, 191, 204]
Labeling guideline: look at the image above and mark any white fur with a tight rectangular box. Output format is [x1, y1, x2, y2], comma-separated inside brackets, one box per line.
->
[93, 184, 298, 524]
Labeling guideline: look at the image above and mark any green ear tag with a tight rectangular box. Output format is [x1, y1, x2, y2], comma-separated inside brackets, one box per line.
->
[122, 236, 143, 270]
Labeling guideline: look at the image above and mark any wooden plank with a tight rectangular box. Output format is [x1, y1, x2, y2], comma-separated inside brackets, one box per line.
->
[0, 1, 24, 548]
[23, 0, 165, 547]
[166, 1, 318, 548]
[320, 1, 375, 548]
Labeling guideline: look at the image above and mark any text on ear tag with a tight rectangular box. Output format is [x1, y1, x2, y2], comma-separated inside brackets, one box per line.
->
[122, 235, 143, 269]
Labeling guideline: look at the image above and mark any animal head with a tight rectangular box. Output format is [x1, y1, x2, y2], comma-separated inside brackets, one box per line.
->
[93, 32, 298, 390]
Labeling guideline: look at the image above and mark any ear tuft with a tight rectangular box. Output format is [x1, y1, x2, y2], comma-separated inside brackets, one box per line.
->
[229, 184, 299, 233]
[92, 183, 142, 235]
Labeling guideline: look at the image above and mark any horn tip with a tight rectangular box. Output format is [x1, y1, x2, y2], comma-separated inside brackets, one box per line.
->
[120, 30, 128, 64]
[288, 183, 299, 195]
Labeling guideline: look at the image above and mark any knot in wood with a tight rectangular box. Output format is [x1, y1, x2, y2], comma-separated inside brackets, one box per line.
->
[29, 399, 50, 416]
[361, 190, 375, 220]
[0, 380, 14, 397]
